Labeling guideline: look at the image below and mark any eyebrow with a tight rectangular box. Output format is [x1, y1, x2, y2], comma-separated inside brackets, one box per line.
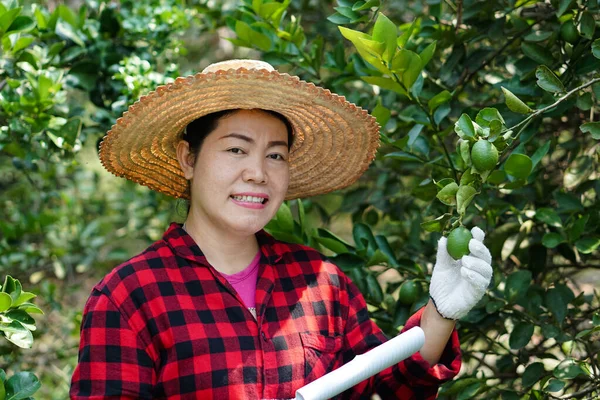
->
[220, 133, 288, 149]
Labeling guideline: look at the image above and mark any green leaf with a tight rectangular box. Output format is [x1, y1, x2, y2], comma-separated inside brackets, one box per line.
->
[456, 185, 477, 215]
[5, 371, 40, 399]
[362, 76, 406, 95]
[391, 49, 422, 88]
[576, 92, 593, 110]
[339, 26, 390, 73]
[330, 253, 365, 270]
[542, 233, 564, 248]
[556, 0, 572, 17]
[275, 202, 294, 232]
[5, 16, 35, 36]
[12, 291, 35, 308]
[510, 322, 534, 349]
[334, 6, 359, 20]
[385, 151, 423, 163]
[535, 208, 562, 227]
[504, 153, 532, 179]
[314, 236, 348, 254]
[371, 99, 391, 127]
[374, 235, 399, 267]
[419, 41, 436, 68]
[353, 223, 377, 255]
[0, 7, 22, 34]
[522, 363, 546, 388]
[457, 382, 482, 400]
[11, 36, 34, 53]
[530, 141, 550, 169]
[501, 87, 532, 114]
[568, 214, 589, 242]
[365, 274, 383, 304]
[353, 0, 380, 11]
[505, 270, 532, 303]
[593, 39, 600, 59]
[327, 12, 350, 25]
[397, 19, 417, 48]
[420, 213, 452, 233]
[5, 310, 35, 327]
[535, 66, 565, 93]
[521, 42, 554, 65]
[16, 303, 43, 315]
[372, 12, 397, 63]
[55, 20, 84, 46]
[580, 122, 600, 140]
[58, 4, 79, 27]
[564, 156, 593, 189]
[545, 378, 565, 393]
[250, 28, 271, 51]
[455, 114, 475, 138]
[428, 90, 451, 112]
[459, 139, 471, 165]
[0, 321, 33, 348]
[575, 237, 600, 254]
[487, 170, 506, 185]
[546, 287, 567, 324]
[0, 292, 12, 312]
[436, 182, 459, 206]
[579, 11, 595, 40]
[61, 117, 82, 148]
[553, 359, 585, 380]
[34, 8, 47, 29]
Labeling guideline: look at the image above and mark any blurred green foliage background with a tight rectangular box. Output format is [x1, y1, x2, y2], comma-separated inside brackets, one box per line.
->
[1, 0, 599, 398]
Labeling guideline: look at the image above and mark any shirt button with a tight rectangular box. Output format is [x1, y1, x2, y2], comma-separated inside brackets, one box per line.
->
[261, 331, 268, 341]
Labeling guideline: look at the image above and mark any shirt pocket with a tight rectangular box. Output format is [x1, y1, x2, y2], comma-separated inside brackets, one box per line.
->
[299, 332, 344, 384]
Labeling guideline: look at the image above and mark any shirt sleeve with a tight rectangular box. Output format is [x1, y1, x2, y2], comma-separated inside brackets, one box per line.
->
[342, 277, 461, 400]
[70, 290, 155, 399]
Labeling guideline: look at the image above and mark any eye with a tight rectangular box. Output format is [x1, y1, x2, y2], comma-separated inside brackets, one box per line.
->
[227, 147, 245, 154]
[268, 153, 286, 161]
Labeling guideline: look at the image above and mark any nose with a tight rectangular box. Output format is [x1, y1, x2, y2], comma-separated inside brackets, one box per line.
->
[242, 155, 267, 184]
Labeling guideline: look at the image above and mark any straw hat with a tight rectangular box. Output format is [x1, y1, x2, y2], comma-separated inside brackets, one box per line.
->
[98, 59, 380, 200]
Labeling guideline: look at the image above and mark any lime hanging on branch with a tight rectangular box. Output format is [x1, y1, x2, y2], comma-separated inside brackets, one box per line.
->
[471, 139, 499, 172]
[398, 280, 421, 305]
[447, 226, 472, 260]
[560, 20, 579, 44]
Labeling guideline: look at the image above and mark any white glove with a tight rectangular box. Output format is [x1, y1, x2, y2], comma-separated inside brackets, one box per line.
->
[429, 226, 493, 320]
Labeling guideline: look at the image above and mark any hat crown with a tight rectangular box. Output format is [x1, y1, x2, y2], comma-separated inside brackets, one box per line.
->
[201, 59, 275, 74]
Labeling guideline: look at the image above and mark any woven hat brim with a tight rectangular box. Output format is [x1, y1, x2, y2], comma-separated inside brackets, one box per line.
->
[99, 68, 381, 200]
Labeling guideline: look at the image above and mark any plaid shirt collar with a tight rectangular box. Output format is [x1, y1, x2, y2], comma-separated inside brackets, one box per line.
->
[163, 222, 284, 267]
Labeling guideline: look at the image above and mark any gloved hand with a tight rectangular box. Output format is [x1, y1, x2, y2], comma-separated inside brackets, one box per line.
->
[429, 226, 493, 320]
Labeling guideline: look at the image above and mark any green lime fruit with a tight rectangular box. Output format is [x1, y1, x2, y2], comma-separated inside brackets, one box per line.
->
[471, 140, 499, 172]
[447, 226, 473, 260]
[560, 21, 579, 44]
[398, 280, 421, 305]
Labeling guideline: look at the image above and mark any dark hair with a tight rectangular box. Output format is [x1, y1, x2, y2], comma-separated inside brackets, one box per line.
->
[180, 109, 294, 215]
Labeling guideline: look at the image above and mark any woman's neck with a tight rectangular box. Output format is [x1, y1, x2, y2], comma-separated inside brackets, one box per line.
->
[182, 219, 260, 275]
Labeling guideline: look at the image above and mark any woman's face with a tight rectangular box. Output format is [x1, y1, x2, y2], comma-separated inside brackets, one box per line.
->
[177, 109, 290, 237]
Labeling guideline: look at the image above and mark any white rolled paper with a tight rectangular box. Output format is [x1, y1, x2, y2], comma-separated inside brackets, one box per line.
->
[295, 327, 425, 400]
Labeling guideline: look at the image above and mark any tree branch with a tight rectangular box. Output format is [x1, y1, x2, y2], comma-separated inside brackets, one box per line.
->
[505, 76, 600, 134]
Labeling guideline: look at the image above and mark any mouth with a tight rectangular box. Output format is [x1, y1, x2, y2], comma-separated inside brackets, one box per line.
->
[230, 194, 269, 205]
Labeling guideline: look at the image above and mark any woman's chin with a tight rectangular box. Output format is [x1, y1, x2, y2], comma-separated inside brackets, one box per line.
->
[224, 217, 271, 236]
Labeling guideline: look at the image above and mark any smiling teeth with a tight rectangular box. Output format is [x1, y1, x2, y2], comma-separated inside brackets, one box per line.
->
[232, 195, 265, 203]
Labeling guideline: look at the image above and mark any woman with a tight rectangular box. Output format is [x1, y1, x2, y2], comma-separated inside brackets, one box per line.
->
[70, 59, 493, 399]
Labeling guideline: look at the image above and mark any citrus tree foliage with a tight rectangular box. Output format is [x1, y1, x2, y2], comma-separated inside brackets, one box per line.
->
[0, 276, 43, 399]
[0, 0, 228, 397]
[1, 0, 600, 398]
[236, 0, 600, 398]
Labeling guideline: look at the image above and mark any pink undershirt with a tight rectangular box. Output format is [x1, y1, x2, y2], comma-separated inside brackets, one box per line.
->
[220, 251, 260, 311]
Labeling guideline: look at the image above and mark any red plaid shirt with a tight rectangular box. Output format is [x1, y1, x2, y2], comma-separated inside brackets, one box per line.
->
[70, 222, 460, 399]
